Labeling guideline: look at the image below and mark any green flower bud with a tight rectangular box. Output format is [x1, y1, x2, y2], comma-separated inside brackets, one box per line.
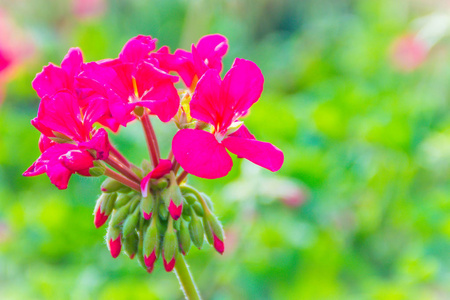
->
[183, 193, 197, 205]
[101, 192, 117, 216]
[123, 230, 139, 259]
[89, 165, 106, 176]
[192, 202, 204, 217]
[101, 178, 124, 193]
[114, 193, 132, 208]
[205, 213, 225, 254]
[143, 218, 159, 258]
[159, 201, 168, 221]
[129, 194, 141, 213]
[178, 220, 191, 255]
[154, 178, 168, 190]
[110, 202, 132, 227]
[189, 214, 204, 249]
[163, 224, 178, 272]
[122, 206, 140, 237]
[141, 192, 154, 220]
[203, 217, 214, 245]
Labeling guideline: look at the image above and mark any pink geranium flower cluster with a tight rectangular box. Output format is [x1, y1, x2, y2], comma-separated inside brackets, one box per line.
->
[23, 34, 284, 273]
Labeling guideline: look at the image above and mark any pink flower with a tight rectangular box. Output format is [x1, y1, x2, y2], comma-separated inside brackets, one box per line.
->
[31, 90, 111, 159]
[32, 48, 121, 132]
[172, 58, 284, 179]
[154, 34, 228, 90]
[81, 36, 180, 125]
[23, 143, 94, 189]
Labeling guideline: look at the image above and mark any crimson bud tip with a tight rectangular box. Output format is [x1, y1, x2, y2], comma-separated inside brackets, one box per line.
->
[109, 236, 122, 258]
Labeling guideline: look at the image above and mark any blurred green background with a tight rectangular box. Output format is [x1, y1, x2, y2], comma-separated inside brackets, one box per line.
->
[0, 0, 449, 299]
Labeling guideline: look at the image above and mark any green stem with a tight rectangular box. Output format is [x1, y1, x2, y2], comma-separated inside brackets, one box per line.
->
[174, 255, 202, 300]
[180, 185, 211, 215]
[104, 167, 141, 192]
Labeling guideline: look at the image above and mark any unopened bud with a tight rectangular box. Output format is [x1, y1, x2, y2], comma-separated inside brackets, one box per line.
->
[107, 224, 121, 258]
[123, 230, 139, 259]
[163, 225, 178, 272]
[189, 214, 204, 249]
[178, 220, 191, 255]
[101, 178, 124, 193]
[154, 178, 168, 190]
[159, 201, 169, 220]
[100, 192, 117, 216]
[141, 193, 154, 220]
[114, 193, 132, 208]
[122, 206, 140, 237]
[94, 205, 108, 228]
[192, 202, 204, 217]
[183, 193, 197, 205]
[162, 172, 183, 220]
[89, 165, 106, 176]
[143, 218, 160, 271]
[205, 213, 225, 255]
[168, 200, 183, 220]
[129, 194, 141, 213]
[110, 202, 131, 227]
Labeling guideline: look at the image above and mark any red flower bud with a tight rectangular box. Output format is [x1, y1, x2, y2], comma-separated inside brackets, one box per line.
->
[163, 255, 176, 272]
[144, 250, 157, 273]
[213, 234, 224, 255]
[108, 236, 122, 258]
[94, 206, 109, 228]
[143, 211, 152, 220]
[168, 200, 182, 220]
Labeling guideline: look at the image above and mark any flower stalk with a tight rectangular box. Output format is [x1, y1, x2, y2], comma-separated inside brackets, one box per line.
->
[174, 255, 202, 300]
[141, 112, 160, 167]
[104, 167, 141, 192]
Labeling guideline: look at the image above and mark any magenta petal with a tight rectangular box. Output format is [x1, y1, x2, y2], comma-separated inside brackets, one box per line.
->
[163, 256, 176, 272]
[32, 64, 71, 98]
[119, 35, 157, 65]
[109, 236, 122, 258]
[61, 47, 83, 77]
[140, 159, 172, 197]
[219, 58, 264, 129]
[223, 135, 284, 172]
[172, 129, 232, 179]
[38, 134, 56, 153]
[196, 34, 228, 70]
[60, 149, 94, 172]
[168, 200, 182, 220]
[46, 162, 73, 190]
[190, 69, 222, 125]
[213, 234, 225, 255]
[79, 128, 111, 160]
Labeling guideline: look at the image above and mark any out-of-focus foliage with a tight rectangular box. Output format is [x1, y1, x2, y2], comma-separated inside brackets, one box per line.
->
[0, 0, 449, 299]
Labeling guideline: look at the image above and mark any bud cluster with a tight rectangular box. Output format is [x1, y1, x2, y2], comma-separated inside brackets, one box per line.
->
[94, 174, 224, 273]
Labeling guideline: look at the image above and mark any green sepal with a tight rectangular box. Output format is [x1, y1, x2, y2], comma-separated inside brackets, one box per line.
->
[178, 220, 191, 255]
[110, 202, 131, 227]
[122, 206, 140, 237]
[101, 178, 124, 193]
[189, 214, 204, 249]
[123, 230, 139, 259]
[163, 227, 178, 262]
[141, 192, 154, 216]
[143, 218, 159, 257]
[114, 193, 132, 208]
[192, 202, 204, 217]
[101, 193, 117, 216]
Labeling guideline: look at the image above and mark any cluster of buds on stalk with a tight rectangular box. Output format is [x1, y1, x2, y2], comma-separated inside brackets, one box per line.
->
[23, 34, 284, 273]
